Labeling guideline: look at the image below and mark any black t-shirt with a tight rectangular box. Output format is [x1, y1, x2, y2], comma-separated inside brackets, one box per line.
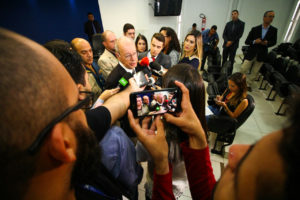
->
[85, 106, 111, 142]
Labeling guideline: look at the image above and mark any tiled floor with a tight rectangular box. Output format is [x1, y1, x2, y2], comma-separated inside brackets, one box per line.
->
[137, 57, 288, 199]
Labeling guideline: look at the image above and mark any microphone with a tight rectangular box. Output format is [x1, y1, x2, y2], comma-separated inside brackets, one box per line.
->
[149, 61, 164, 76]
[139, 57, 155, 67]
[148, 77, 155, 85]
[147, 76, 157, 89]
[117, 72, 133, 89]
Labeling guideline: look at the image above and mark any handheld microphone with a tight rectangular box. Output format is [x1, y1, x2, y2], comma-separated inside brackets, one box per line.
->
[117, 72, 133, 89]
[147, 76, 157, 89]
[139, 57, 155, 67]
[148, 77, 155, 85]
[150, 61, 164, 76]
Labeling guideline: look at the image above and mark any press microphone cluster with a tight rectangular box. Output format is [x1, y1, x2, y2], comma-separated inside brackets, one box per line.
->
[139, 57, 164, 76]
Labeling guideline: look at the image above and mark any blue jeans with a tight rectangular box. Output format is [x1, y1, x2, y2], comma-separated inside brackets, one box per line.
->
[206, 105, 221, 121]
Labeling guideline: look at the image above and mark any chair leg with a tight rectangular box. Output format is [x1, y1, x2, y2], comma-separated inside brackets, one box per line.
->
[211, 135, 223, 155]
[275, 99, 287, 116]
[255, 74, 261, 82]
[266, 87, 275, 100]
[270, 91, 278, 101]
[262, 81, 268, 90]
[259, 79, 265, 90]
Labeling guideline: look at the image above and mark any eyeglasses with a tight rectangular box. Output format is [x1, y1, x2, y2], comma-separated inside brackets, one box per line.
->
[124, 52, 137, 60]
[27, 91, 94, 155]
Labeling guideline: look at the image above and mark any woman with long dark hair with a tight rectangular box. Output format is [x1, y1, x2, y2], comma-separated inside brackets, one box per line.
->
[136, 63, 207, 199]
[179, 31, 203, 70]
[208, 72, 248, 119]
[160, 27, 181, 67]
[135, 34, 148, 55]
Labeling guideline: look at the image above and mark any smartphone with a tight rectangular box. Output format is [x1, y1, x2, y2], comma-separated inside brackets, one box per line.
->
[130, 88, 182, 118]
[133, 71, 148, 87]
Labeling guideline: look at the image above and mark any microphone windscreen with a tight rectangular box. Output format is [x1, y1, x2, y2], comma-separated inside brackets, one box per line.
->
[149, 61, 161, 71]
[118, 72, 133, 87]
[140, 57, 150, 66]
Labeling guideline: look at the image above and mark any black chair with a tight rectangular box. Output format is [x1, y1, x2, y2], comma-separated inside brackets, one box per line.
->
[274, 63, 300, 115]
[241, 45, 249, 63]
[274, 42, 293, 57]
[208, 94, 255, 155]
[257, 51, 278, 89]
[91, 33, 105, 61]
[276, 83, 300, 115]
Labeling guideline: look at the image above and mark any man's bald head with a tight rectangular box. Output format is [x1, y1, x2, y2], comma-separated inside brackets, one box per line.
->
[102, 30, 116, 51]
[0, 28, 76, 199]
[115, 36, 138, 69]
[71, 38, 94, 65]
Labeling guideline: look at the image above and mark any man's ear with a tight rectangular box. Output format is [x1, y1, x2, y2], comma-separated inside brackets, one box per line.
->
[47, 122, 77, 163]
[77, 84, 85, 101]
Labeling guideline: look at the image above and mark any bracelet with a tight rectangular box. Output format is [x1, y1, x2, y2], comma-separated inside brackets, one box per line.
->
[91, 99, 104, 109]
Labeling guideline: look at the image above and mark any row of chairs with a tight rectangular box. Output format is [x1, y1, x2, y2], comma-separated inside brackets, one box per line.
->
[257, 49, 300, 115]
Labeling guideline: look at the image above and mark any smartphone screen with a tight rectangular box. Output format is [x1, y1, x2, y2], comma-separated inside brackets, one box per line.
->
[130, 88, 181, 118]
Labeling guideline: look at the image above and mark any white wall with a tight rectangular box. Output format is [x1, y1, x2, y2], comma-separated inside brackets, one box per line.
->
[98, 0, 178, 44]
[98, 0, 296, 54]
[238, 0, 295, 52]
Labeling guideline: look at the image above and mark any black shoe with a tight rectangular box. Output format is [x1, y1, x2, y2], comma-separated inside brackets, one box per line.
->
[247, 86, 252, 92]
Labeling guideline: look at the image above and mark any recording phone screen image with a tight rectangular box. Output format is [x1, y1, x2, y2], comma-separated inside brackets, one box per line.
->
[136, 90, 178, 117]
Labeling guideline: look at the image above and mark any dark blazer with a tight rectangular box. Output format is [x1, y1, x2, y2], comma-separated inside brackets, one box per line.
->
[138, 51, 172, 69]
[84, 20, 101, 41]
[244, 24, 277, 62]
[222, 19, 245, 49]
[105, 64, 127, 90]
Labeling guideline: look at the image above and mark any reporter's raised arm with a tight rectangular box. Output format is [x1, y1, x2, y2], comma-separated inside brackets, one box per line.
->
[102, 78, 143, 125]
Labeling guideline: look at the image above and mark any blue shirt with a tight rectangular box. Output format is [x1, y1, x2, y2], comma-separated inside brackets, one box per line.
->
[262, 25, 270, 39]
[252, 25, 270, 44]
[202, 29, 219, 52]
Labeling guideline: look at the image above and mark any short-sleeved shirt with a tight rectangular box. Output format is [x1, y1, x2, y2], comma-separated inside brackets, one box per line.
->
[85, 106, 111, 141]
[202, 29, 219, 52]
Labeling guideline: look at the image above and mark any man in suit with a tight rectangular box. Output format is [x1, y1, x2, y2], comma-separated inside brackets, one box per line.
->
[105, 36, 138, 89]
[222, 10, 245, 74]
[71, 38, 105, 100]
[84, 12, 102, 43]
[97, 30, 118, 80]
[240, 10, 277, 91]
[138, 33, 171, 80]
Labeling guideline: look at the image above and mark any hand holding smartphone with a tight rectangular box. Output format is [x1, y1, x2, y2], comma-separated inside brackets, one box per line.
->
[130, 88, 182, 118]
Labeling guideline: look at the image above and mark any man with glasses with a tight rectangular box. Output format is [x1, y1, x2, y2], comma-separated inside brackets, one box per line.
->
[0, 27, 142, 199]
[44, 39, 143, 199]
[240, 10, 277, 92]
[105, 36, 140, 89]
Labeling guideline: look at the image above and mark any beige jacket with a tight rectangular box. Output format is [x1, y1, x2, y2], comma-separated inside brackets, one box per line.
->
[97, 49, 118, 80]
